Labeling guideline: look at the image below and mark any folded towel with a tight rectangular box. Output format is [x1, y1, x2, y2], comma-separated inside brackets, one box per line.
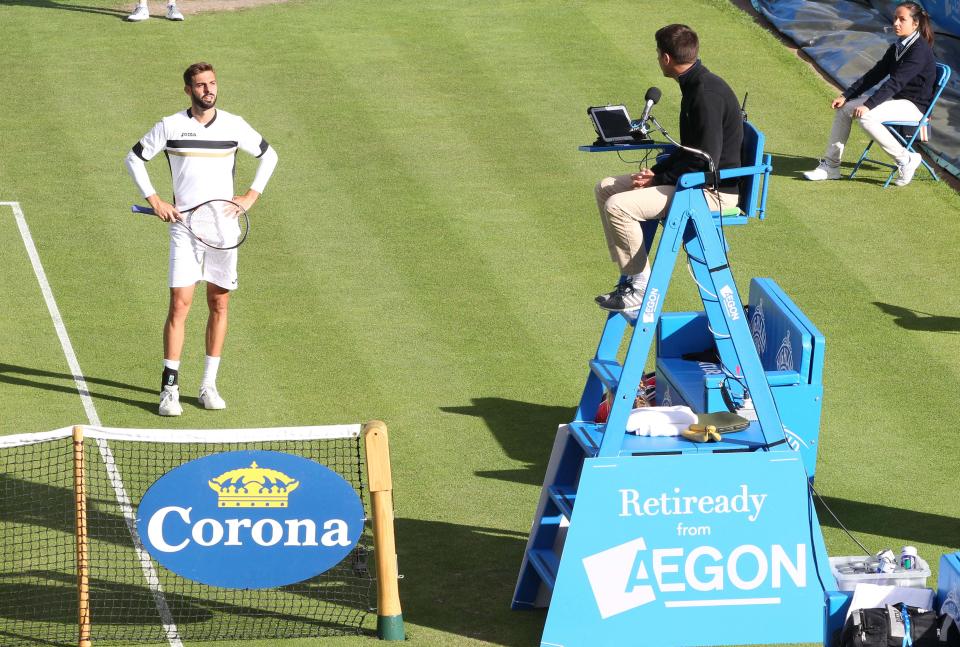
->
[626, 405, 698, 436]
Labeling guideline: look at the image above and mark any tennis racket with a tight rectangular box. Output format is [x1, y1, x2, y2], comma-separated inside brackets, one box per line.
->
[132, 199, 249, 250]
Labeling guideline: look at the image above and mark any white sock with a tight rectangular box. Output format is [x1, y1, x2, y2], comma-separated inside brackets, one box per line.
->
[201, 355, 220, 388]
[630, 271, 650, 288]
[163, 358, 180, 371]
[139, 0, 148, 6]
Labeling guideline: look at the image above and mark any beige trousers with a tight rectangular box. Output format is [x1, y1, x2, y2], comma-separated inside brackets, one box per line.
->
[595, 174, 736, 275]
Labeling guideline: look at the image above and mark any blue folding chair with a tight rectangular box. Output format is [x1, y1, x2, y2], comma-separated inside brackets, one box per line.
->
[849, 62, 951, 188]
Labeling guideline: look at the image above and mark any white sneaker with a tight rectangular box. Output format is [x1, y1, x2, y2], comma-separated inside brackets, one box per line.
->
[166, 4, 184, 20]
[802, 161, 841, 181]
[126, 4, 150, 21]
[159, 386, 183, 416]
[199, 385, 226, 410]
[894, 152, 922, 186]
[597, 276, 648, 312]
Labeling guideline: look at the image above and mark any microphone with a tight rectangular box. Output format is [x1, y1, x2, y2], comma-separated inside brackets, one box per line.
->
[632, 87, 662, 136]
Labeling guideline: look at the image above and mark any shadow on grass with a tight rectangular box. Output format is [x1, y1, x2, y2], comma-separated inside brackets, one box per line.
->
[0, 363, 158, 414]
[1, 1, 128, 18]
[0, 505, 543, 644]
[394, 517, 544, 646]
[0, 571, 214, 626]
[768, 151, 818, 179]
[815, 496, 960, 551]
[768, 151, 885, 185]
[874, 301, 960, 333]
[0, 568, 371, 643]
[0, 472, 158, 549]
[0, 628, 69, 647]
[440, 398, 573, 486]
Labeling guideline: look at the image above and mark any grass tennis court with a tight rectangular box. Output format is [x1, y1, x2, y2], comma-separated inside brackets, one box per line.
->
[1, 0, 958, 645]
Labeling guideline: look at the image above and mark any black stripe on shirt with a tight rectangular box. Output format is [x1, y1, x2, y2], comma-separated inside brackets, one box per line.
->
[186, 108, 217, 128]
[132, 142, 147, 161]
[166, 139, 238, 149]
[256, 138, 270, 158]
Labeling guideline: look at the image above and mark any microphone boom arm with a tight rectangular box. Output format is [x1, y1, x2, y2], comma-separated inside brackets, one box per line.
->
[647, 115, 719, 189]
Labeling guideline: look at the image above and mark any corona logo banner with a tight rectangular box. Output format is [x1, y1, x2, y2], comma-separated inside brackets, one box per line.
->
[137, 450, 364, 588]
[541, 452, 832, 646]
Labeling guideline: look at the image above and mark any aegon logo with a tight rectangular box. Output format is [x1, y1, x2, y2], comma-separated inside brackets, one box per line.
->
[137, 450, 364, 588]
[641, 288, 661, 323]
[582, 536, 806, 619]
[719, 285, 741, 321]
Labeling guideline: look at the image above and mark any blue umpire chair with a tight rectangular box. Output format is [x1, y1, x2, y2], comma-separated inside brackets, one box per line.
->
[849, 61, 952, 188]
[514, 122, 837, 646]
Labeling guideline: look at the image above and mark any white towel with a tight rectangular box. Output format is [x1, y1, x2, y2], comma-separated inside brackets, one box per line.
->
[625, 405, 698, 436]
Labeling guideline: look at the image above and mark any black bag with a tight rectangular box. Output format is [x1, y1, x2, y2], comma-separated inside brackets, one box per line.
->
[839, 603, 939, 647]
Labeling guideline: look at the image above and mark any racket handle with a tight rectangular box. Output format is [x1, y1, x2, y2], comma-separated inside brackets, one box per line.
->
[131, 205, 156, 215]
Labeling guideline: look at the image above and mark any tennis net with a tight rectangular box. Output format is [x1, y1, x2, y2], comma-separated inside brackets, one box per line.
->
[0, 425, 375, 646]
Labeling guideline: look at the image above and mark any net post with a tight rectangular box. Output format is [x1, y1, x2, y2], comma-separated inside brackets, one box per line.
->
[73, 426, 92, 647]
[363, 420, 405, 641]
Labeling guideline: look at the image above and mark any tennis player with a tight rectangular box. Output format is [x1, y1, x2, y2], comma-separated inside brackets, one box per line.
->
[126, 1, 183, 21]
[125, 62, 278, 416]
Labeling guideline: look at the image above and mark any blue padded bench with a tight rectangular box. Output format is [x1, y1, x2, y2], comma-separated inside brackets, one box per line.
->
[655, 277, 825, 477]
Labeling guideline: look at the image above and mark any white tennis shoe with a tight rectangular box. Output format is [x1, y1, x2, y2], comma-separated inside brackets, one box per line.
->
[802, 161, 841, 181]
[894, 152, 922, 186]
[126, 4, 150, 21]
[159, 386, 183, 416]
[199, 386, 226, 410]
[166, 4, 184, 20]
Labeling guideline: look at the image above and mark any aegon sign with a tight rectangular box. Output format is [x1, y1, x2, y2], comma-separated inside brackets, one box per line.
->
[136, 450, 364, 588]
[582, 535, 806, 619]
[540, 452, 831, 646]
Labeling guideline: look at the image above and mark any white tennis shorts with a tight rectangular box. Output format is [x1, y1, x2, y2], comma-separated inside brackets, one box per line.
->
[168, 222, 238, 290]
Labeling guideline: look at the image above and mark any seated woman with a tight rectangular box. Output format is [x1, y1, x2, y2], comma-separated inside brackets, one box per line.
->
[803, 2, 936, 186]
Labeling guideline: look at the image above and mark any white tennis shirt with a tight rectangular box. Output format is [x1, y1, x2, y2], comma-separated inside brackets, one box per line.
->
[126, 108, 278, 209]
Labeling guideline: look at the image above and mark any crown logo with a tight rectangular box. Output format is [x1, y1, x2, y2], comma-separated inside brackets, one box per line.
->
[208, 461, 300, 508]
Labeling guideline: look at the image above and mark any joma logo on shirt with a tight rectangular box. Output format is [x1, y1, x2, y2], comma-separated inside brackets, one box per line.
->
[180, 132, 197, 137]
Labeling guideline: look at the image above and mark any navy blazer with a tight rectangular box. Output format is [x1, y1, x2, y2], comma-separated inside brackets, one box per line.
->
[843, 35, 936, 113]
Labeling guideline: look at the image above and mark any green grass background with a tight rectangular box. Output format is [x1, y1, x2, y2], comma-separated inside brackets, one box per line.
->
[0, 0, 958, 645]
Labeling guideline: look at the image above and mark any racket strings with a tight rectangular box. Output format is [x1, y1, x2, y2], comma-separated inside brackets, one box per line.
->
[185, 201, 246, 249]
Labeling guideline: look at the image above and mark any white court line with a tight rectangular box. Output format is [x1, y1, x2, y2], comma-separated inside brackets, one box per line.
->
[2, 201, 100, 426]
[2, 201, 183, 647]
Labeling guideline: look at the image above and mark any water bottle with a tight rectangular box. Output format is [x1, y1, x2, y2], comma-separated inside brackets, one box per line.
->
[900, 546, 918, 570]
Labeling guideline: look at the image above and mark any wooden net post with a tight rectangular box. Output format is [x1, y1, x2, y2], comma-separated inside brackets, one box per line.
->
[363, 420, 405, 640]
[73, 426, 92, 647]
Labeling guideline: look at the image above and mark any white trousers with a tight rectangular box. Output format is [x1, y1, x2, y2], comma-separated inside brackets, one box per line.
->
[824, 97, 923, 165]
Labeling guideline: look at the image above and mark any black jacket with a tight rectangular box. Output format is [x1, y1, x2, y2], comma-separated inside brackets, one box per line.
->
[651, 61, 743, 191]
[843, 35, 936, 113]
